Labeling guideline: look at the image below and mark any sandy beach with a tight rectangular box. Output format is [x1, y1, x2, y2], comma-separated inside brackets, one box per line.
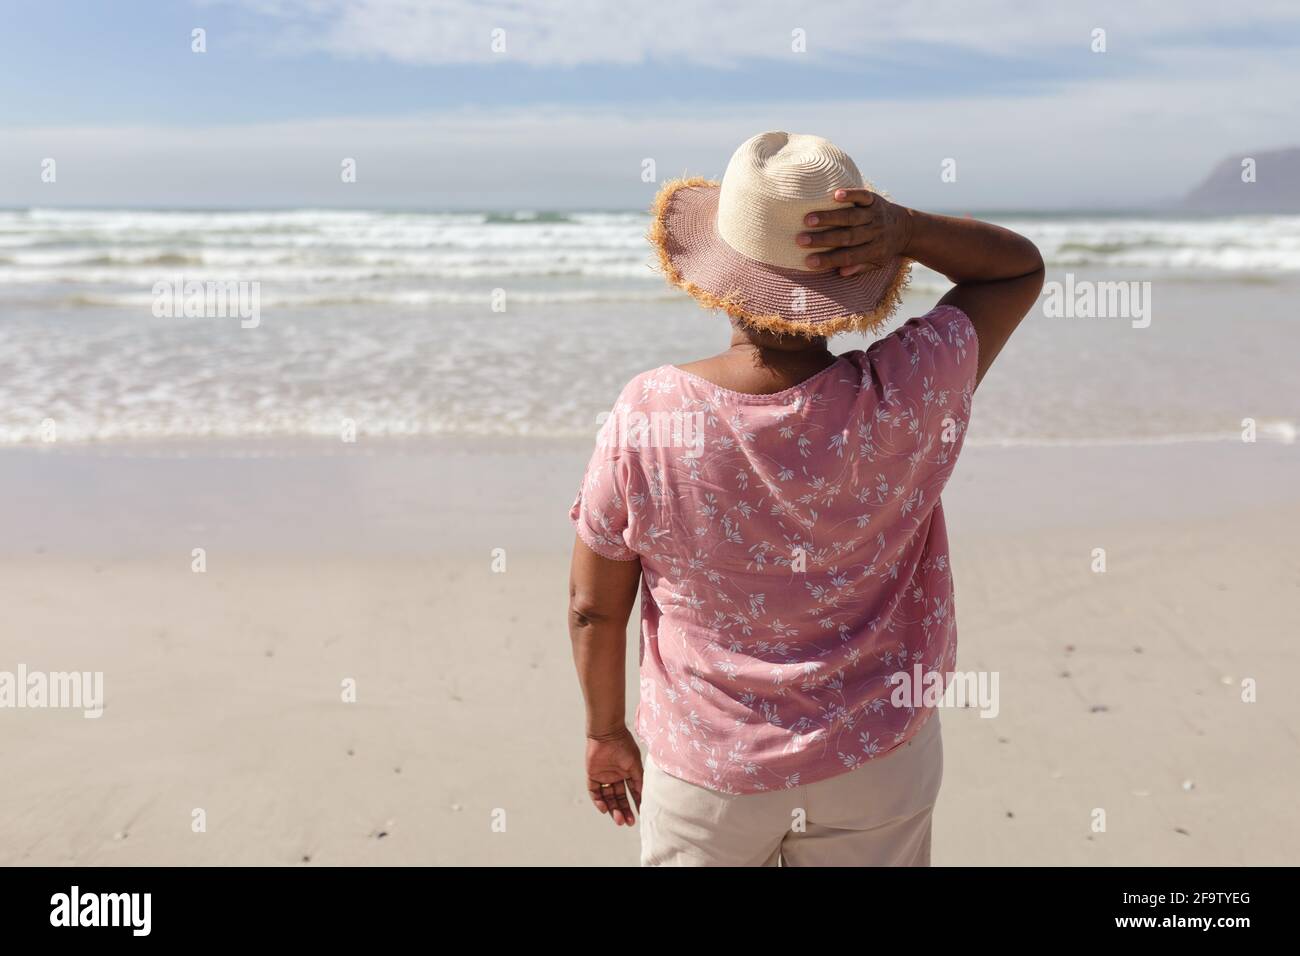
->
[3, 435, 1296, 865]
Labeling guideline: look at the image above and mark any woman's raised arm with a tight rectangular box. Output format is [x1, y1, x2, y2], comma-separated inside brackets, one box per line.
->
[797, 190, 1044, 388]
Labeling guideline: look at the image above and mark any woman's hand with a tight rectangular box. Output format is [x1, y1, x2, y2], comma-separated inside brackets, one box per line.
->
[569, 538, 643, 825]
[796, 189, 913, 277]
[585, 726, 643, 826]
[799, 191, 1044, 390]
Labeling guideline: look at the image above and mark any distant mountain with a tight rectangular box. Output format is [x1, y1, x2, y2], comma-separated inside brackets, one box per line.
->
[1182, 147, 1300, 213]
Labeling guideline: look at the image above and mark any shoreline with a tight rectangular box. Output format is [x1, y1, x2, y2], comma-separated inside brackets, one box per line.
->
[2, 436, 1295, 555]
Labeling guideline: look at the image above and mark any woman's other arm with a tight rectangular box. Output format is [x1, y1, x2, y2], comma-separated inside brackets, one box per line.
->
[568, 537, 643, 825]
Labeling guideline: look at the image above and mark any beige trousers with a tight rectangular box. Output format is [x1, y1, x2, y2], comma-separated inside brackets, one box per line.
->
[640, 713, 943, 867]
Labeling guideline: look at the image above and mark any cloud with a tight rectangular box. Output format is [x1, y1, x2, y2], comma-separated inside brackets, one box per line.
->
[221, 0, 1300, 66]
[5, 3, 1296, 209]
[6, 46, 1298, 211]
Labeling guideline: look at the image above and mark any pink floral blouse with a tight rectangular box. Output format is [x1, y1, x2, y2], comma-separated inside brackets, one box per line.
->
[571, 305, 978, 793]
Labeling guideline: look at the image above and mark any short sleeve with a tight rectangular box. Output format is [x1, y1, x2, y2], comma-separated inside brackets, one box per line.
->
[861, 304, 978, 488]
[867, 304, 977, 408]
[901, 304, 978, 396]
[569, 437, 639, 562]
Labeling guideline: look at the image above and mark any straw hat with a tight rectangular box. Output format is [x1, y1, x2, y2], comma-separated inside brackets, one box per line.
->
[648, 131, 910, 338]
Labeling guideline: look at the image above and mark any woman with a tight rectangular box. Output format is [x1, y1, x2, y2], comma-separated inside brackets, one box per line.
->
[568, 132, 1043, 866]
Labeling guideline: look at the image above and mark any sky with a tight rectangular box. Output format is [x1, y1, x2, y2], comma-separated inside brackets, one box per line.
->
[1, 0, 1298, 210]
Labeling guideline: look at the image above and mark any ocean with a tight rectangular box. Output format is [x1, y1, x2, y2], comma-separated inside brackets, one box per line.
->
[1, 207, 1297, 447]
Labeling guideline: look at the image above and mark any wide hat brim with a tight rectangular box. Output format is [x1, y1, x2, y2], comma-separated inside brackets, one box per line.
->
[648, 177, 911, 338]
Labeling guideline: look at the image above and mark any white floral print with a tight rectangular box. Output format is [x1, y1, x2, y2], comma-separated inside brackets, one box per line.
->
[571, 306, 978, 793]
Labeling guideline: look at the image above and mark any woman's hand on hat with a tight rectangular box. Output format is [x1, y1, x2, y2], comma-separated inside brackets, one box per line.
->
[796, 189, 913, 277]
